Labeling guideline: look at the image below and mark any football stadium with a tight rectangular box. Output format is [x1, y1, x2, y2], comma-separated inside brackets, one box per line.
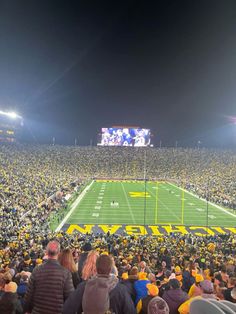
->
[1, 2, 236, 313]
[1, 122, 236, 313]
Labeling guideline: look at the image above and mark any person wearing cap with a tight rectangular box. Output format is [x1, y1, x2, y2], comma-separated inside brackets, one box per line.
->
[0, 281, 23, 314]
[24, 240, 74, 314]
[162, 279, 189, 314]
[136, 283, 159, 314]
[174, 266, 182, 283]
[188, 274, 204, 298]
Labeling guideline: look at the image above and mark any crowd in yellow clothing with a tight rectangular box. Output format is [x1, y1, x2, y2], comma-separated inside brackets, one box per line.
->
[0, 144, 236, 313]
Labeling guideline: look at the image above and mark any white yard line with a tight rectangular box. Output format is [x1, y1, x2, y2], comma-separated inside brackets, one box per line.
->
[168, 182, 236, 218]
[55, 180, 94, 231]
[121, 182, 136, 224]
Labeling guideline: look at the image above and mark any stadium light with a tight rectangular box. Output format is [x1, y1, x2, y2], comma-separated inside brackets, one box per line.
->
[0, 110, 22, 119]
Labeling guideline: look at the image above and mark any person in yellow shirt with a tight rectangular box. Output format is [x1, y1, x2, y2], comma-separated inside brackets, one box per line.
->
[188, 274, 204, 298]
[175, 266, 183, 283]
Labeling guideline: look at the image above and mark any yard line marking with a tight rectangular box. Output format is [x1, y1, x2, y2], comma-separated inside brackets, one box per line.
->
[147, 185, 181, 223]
[92, 213, 99, 217]
[95, 206, 101, 210]
[55, 180, 94, 231]
[188, 203, 195, 206]
[168, 182, 236, 218]
[196, 208, 205, 212]
[98, 196, 103, 199]
[208, 215, 216, 219]
[121, 182, 136, 224]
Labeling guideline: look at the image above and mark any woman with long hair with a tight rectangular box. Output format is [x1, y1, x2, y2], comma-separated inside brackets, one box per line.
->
[81, 250, 99, 281]
[58, 248, 79, 288]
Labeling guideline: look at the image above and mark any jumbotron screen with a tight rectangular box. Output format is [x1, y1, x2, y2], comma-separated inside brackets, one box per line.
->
[99, 127, 151, 146]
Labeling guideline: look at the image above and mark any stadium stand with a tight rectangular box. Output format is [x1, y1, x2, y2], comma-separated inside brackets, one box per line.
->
[0, 144, 235, 313]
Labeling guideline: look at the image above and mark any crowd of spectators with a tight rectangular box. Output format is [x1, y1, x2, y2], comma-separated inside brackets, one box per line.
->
[0, 233, 236, 313]
[0, 144, 236, 313]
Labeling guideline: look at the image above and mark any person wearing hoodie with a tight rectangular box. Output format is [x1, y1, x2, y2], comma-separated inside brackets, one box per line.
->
[134, 272, 151, 306]
[120, 266, 138, 303]
[63, 254, 136, 314]
[162, 279, 189, 314]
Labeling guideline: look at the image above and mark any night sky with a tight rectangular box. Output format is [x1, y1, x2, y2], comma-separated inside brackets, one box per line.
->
[0, 1, 236, 146]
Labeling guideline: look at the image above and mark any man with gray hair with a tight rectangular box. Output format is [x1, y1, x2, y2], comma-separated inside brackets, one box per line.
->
[24, 240, 74, 314]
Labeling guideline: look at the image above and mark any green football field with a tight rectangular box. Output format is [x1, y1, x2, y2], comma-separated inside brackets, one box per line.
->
[58, 180, 236, 229]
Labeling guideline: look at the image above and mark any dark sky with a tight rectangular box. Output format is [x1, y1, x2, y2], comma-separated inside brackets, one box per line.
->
[0, 0, 236, 146]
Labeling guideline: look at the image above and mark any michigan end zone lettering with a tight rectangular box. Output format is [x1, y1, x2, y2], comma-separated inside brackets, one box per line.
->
[63, 224, 236, 236]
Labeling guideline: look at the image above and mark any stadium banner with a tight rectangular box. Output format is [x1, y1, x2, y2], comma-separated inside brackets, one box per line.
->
[63, 224, 236, 236]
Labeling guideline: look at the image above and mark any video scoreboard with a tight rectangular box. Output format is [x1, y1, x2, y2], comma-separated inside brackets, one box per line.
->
[98, 127, 151, 147]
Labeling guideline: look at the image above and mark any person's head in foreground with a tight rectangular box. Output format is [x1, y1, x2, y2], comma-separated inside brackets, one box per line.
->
[148, 296, 169, 314]
[46, 240, 61, 259]
[96, 254, 113, 275]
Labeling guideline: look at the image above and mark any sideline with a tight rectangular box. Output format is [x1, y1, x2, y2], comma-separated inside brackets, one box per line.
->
[168, 182, 236, 218]
[55, 180, 94, 232]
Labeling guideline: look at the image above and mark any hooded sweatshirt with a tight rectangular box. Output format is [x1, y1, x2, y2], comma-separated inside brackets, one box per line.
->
[162, 288, 189, 314]
[63, 274, 136, 314]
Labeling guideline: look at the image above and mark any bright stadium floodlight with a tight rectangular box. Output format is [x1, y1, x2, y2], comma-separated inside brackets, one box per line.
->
[8, 112, 18, 119]
[0, 110, 22, 119]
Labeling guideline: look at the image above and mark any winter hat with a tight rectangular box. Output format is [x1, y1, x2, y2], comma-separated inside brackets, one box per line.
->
[138, 272, 148, 280]
[195, 274, 204, 283]
[121, 272, 129, 280]
[4, 281, 17, 293]
[146, 283, 159, 296]
[36, 258, 43, 265]
[200, 280, 214, 293]
[148, 296, 170, 314]
[175, 266, 181, 273]
[82, 243, 92, 252]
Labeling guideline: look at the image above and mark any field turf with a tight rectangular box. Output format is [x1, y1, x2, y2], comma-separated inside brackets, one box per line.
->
[59, 180, 236, 228]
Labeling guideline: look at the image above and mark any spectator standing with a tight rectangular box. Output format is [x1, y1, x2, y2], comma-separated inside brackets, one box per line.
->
[81, 250, 99, 281]
[0, 281, 23, 314]
[134, 272, 150, 305]
[58, 248, 80, 288]
[162, 279, 189, 314]
[78, 242, 92, 281]
[24, 240, 74, 314]
[63, 254, 136, 314]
